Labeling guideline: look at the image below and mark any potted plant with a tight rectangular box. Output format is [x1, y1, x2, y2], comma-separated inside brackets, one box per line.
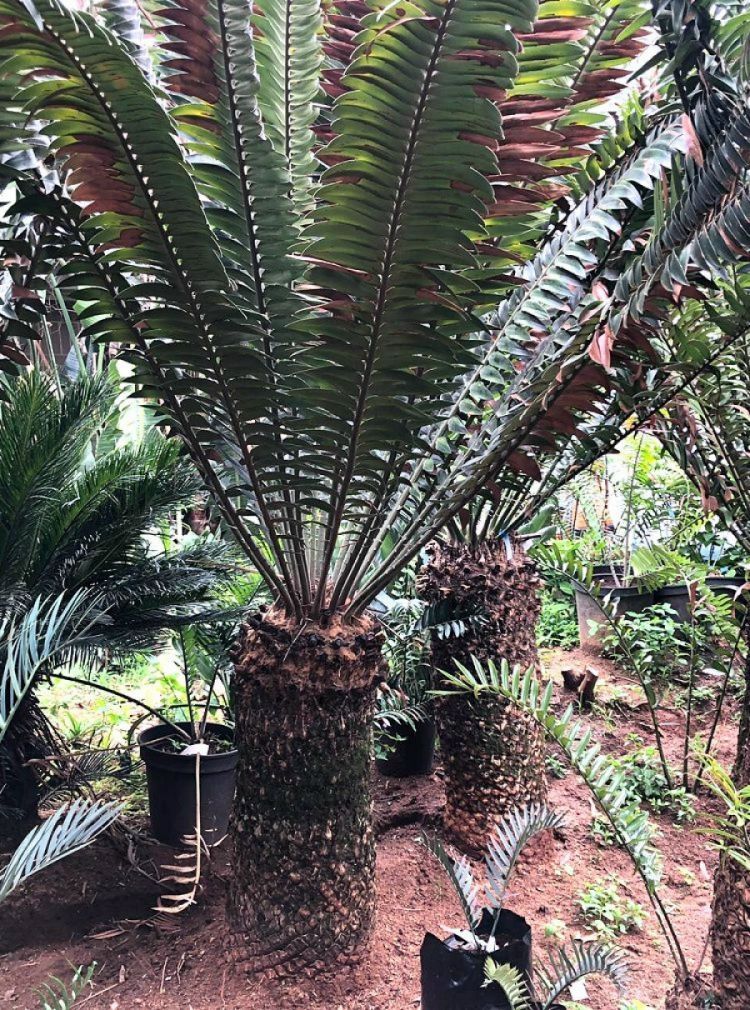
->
[420, 803, 628, 1009]
[374, 596, 435, 778]
[138, 624, 239, 847]
[375, 595, 486, 777]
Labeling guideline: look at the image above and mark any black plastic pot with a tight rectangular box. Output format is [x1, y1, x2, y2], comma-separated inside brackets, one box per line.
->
[376, 718, 436, 778]
[139, 722, 237, 847]
[706, 576, 746, 600]
[575, 581, 654, 648]
[591, 562, 625, 580]
[421, 909, 535, 1010]
[655, 578, 746, 624]
[653, 583, 692, 624]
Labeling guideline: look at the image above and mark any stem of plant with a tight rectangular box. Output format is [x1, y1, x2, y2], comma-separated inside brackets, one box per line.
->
[51, 672, 192, 742]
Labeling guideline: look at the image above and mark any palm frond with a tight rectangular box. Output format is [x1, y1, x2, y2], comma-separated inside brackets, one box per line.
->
[485, 803, 566, 910]
[0, 798, 119, 901]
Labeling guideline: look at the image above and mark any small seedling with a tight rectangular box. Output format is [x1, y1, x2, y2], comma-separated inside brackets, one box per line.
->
[543, 918, 567, 941]
[545, 752, 568, 780]
[577, 877, 646, 938]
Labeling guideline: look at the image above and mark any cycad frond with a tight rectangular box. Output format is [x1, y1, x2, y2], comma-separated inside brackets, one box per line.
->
[0, 799, 119, 901]
[483, 960, 532, 1009]
[0, 590, 105, 744]
[37, 963, 96, 1010]
[485, 803, 566, 910]
[421, 833, 482, 940]
[536, 940, 628, 1009]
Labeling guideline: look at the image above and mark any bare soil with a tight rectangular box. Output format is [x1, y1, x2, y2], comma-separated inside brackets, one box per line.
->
[0, 647, 739, 1010]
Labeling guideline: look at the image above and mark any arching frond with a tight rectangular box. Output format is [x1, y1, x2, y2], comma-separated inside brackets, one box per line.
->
[485, 803, 566, 910]
[537, 940, 628, 1009]
[0, 590, 105, 745]
[421, 833, 482, 940]
[0, 798, 119, 901]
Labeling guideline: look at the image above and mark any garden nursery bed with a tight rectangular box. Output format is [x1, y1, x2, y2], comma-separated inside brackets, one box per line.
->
[0, 648, 736, 1010]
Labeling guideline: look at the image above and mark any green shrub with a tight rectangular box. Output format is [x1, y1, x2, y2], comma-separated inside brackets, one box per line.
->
[538, 588, 578, 650]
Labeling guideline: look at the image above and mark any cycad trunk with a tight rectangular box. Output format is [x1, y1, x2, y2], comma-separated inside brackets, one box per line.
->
[228, 608, 384, 974]
[419, 540, 546, 854]
[712, 640, 750, 1008]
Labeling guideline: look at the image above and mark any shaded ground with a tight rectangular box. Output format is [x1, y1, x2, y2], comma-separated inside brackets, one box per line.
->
[0, 647, 739, 1009]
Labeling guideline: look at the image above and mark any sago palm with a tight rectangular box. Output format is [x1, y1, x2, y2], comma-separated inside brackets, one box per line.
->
[2, 0, 750, 973]
[0, 371, 234, 823]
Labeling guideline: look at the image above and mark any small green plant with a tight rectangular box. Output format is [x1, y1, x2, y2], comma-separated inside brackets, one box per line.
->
[37, 964, 96, 1010]
[619, 1001, 657, 1010]
[609, 747, 696, 823]
[577, 877, 646, 938]
[543, 918, 567, 941]
[537, 589, 578, 650]
[590, 815, 617, 848]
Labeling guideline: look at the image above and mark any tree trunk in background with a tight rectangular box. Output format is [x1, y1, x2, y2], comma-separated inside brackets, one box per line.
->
[712, 639, 750, 1009]
[228, 608, 385, 974]
[0, 695, 64, 842]
[419, 539, 547, 855]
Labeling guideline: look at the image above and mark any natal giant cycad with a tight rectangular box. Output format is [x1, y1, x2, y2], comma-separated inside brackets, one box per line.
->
[2, 0, 749, 972]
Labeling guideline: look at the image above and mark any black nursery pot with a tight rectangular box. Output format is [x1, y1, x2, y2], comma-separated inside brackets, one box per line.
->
[376, 718, 436, 778]
[421, 909, 534, 1010]
[653, 583, 692, 624]
[575, 581, 653, 648]
[655, 577, 745, 624]
[139, 722, 238, 847]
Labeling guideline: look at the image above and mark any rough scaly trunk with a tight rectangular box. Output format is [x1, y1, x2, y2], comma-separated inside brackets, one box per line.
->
[419, 539, 547, 855]
[228, 607, 385, 974]
[712, 638, 750, 1009]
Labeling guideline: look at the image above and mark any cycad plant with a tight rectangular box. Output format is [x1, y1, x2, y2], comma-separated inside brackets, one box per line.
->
[422, 804, 628, 1008]
[3, 0, 750, 972]
[656, 321, 750, 1009]
[420, 531, 546, 853]
[0, 371, 234, 822]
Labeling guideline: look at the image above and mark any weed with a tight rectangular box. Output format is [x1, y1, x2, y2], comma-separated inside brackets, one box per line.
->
[538, 588, 579, 650]
[577, 877, 646, 938]
[542, 918, 567, 941]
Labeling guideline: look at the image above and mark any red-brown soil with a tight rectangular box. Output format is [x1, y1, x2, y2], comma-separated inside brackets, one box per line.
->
[0, 648, 740, 1009]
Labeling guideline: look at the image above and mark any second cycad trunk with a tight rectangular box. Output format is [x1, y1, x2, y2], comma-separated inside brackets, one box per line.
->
[420, 540, 546, 854]
[228, 609, 384, 973]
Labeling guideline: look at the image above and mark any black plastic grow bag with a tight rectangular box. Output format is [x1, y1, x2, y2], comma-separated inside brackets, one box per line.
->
[421, 909, 537, 1010]
[376, 718, 436, 777]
